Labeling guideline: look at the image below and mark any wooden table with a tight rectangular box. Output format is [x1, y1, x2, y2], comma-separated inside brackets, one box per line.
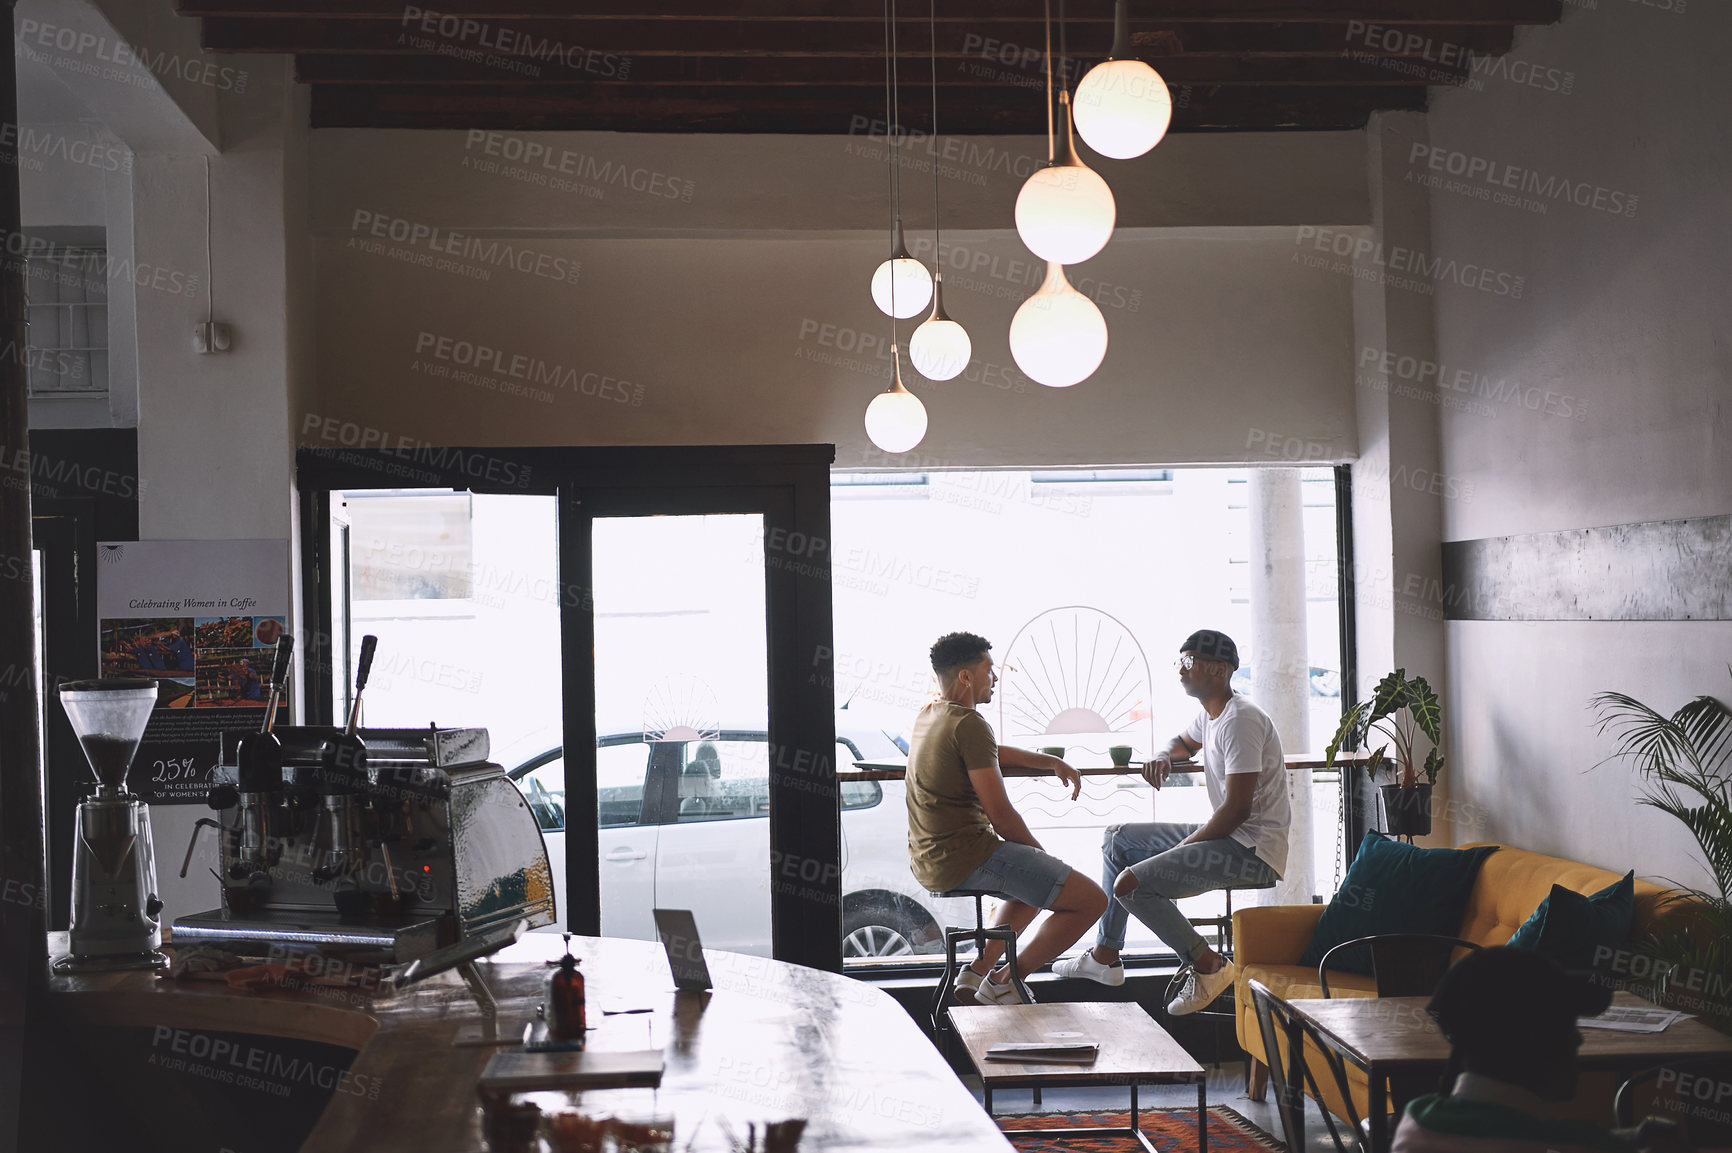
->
[947, 1003, 1207, 1153]
[841, 753, 1368, 782]
[1284, 990, 1732, 1153]
[42, 932, 1012, 1153]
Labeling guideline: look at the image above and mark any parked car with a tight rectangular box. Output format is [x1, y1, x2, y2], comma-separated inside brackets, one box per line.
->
[1230, 665, 1340, 697]
[506, 721, 978, 961]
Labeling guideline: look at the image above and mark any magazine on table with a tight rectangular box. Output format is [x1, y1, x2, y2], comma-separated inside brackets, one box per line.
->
[1577, 1006, 1690, 1033]
[983, 1041, 1099, 1064]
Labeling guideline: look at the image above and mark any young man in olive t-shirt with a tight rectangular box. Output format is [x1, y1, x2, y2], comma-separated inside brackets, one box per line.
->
[905, 632, 1108, 1005]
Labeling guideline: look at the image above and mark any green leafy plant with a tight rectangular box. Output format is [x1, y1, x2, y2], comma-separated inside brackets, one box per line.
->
[1593, 682, 1732, 1033]
[1324, 668, 1443, 788]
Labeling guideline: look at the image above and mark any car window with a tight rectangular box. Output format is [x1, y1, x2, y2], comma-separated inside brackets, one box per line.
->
[598, 741, 651, 827]
[837, 741, 881, 810]
[674, 739, 769, 822]
[522, 757, 566, 831]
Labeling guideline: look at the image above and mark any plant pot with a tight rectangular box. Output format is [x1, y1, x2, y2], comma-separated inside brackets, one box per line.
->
[1380, 784, 1433, 837]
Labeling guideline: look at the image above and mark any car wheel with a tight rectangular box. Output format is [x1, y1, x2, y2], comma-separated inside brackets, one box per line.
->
[842, 903, 921, 959]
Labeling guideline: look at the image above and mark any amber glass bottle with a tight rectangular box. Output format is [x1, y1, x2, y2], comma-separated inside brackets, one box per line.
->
[547, 933, 586, 1044]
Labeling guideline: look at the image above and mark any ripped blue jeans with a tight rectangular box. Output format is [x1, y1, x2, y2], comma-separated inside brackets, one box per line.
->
[1095, 823, 1280, 963]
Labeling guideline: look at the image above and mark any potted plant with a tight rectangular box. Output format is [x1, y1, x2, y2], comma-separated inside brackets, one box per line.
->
[1593, 683, 1732, 1035]
[1325, 668, 1443, 837]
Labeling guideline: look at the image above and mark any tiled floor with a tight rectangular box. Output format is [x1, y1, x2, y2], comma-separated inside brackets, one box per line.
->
[960, 1063, 1346, 1153]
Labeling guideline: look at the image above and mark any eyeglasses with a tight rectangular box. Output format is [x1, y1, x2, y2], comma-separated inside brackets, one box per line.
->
[1174, 654, 1197, 671]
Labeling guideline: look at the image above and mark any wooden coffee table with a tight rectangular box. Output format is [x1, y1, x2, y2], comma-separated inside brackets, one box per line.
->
[948, 1002, 1208, 1153]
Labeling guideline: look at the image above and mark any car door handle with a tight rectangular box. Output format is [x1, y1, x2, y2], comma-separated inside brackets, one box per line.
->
[605, 847, 648, 862]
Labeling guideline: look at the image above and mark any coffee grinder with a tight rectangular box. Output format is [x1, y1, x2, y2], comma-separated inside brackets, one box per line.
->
[53, 678, 168, 973]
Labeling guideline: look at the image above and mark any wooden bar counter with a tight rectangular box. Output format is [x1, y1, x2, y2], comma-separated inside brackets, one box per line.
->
[42, 931, 1010, 1153]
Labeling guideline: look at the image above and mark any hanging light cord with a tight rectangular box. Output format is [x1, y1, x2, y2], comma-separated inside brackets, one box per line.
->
[1043, 0, 1054, 161]
[890, 0, 904, 237]
[928, 0, 942, 274]
[883, 0, 898, 338]
[883, 0, 895, 257]
[1058, 0, 1068, 101]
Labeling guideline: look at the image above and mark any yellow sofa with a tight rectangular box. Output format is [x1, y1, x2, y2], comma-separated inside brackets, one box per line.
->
[1232, 842, 1676, 1127]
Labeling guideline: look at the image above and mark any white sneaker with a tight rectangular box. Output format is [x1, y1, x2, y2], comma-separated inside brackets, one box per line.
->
[1166, 960, 1236, 1016]
[976, 973, 1035, 1005]
[953, 967, 986, 1004]
[1052, 951, 1127, 987]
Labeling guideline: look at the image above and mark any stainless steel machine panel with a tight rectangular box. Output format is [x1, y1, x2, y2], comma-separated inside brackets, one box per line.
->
[449, 766, 557, 939]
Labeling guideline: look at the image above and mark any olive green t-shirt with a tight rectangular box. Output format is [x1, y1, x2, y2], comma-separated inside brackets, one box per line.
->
[905, 700, 1003, 893]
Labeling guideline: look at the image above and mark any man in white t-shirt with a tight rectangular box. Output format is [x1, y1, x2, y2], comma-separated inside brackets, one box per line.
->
[1054, 629, 1291, 1015]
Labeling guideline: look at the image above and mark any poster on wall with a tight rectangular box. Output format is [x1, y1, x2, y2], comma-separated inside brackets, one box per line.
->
[95, 539, 290, 805]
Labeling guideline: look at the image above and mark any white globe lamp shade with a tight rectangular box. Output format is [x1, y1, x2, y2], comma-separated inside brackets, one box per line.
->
[908, 276, 971, 380]
[871, 219, 933, 319]
[1074, 58, 1172, 160]
[1009, 262, 1108, 388]
[871, 256, 933, 319]
[1073, 1, 1173, 160]
[865, 352, 929, 453]
[1014, 105, 1116, 265]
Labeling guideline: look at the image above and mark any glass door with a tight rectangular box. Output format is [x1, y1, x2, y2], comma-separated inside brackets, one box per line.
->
[591, 514, 770, 954]
[299, 445, 839, 967]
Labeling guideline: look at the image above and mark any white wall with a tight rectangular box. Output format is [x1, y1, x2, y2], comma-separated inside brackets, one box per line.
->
[132, 60, 302, 924]
[310, 226, 1359, 468]
[1426, 4, 1732, 887]
[304, 128, 1370, 466]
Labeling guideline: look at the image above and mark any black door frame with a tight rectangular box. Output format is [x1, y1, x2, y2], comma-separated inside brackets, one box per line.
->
[296, 444, 841, 971]
[27, 429, 140, 931]
[31, 510, 92, 930]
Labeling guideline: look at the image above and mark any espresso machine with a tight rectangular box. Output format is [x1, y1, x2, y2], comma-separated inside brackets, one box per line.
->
[53, 678, 169, 973]
[171, 637, 556, 963]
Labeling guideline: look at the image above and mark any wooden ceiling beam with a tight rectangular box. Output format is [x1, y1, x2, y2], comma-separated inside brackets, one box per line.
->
[307, 82, 1425, 132]
[203, 18, 1516, 57]
[293, 52, 1467, 86]
[185, 0, 1559, 21]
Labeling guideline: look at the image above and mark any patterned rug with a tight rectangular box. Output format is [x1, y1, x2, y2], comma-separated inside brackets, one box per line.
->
[996, 1108, 1284, 1153]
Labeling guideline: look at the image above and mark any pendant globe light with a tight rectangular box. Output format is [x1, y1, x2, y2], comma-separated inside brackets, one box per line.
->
[872, 220, 931, 319]
[871, 0, 932, 319]
[1009, 261, 1108, 388]
[909, 0, 970, 381]
[1014, 0, 1115, 265]
[865, 343, 929, 453]
[1073, 0, 1172, 160]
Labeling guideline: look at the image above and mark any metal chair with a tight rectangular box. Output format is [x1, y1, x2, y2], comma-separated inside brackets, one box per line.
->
[1615, 1058, 1732, 1144]
[927, 889, 1031, 1029]
[1314, 934, 1482, 1144]
[1318, 933, 1483, 999]
[1248, 977, 1368, 1153]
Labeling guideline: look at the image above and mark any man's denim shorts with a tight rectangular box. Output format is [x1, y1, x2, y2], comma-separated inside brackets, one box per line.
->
[952, 842, 1072, 909]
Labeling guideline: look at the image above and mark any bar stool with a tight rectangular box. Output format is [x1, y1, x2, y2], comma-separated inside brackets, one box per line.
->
[926, 889, 1031, 1029]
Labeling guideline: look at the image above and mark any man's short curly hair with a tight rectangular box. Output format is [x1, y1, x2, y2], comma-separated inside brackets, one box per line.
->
[929, 632, 991, 677]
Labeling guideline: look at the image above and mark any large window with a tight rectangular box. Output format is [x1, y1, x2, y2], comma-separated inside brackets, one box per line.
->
[828, 467, 1345, 966]
[303, 452, 1342, 972]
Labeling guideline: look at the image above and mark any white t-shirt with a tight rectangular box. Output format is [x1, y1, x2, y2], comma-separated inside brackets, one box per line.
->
[1181, 693, 1290, 876]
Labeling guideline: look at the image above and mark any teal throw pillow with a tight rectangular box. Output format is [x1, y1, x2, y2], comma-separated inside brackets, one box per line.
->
[1299, 833, 1500, 975]
[1505, 871, 1635, 968]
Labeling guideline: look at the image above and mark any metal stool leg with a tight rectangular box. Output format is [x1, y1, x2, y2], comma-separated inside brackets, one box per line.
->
[1221, 889, 1234, 959]
[930, 912, 965, 1030]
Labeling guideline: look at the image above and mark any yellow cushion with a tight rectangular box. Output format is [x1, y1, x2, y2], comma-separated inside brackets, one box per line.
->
[1456, 842, 1674, 946]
